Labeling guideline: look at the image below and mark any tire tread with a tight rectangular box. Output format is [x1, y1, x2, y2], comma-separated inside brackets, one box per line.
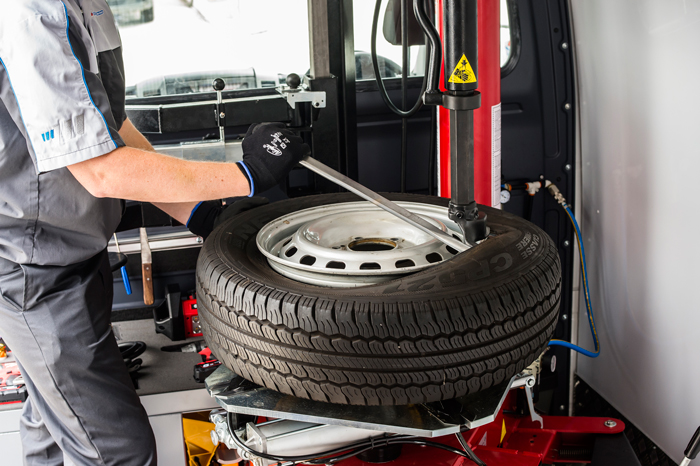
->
[196, 194, 562, 406]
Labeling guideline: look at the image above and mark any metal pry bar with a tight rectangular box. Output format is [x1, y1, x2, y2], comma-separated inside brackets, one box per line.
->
[299, 156, 469, 252]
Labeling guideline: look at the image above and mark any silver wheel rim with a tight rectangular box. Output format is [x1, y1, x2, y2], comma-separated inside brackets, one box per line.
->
[256, 201, 469, 288]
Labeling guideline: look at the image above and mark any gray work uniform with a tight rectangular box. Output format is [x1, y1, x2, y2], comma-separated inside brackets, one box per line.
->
[0, 1, 156, 464]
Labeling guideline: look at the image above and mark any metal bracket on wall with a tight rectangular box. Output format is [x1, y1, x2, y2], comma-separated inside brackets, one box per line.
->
[278, 88, 327, 109]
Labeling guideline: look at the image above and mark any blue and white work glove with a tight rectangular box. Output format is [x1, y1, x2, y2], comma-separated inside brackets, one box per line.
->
[187, 197, 268, 240]
[236, 122, 309, 196]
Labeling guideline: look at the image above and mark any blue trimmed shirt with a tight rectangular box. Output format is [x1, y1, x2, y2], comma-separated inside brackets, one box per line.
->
[0, 0, 126, 266]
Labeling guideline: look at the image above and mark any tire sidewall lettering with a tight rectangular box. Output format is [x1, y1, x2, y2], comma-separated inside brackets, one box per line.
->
[382, 252, 516, 294]
[381, 276, 435, 294]
[516, 232, 541, 260]
[230, 217, 271, 248]
[490, 253, 513, 273]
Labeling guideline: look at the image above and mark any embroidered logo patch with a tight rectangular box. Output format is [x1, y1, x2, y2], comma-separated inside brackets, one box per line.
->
[41, 130, 55, 142]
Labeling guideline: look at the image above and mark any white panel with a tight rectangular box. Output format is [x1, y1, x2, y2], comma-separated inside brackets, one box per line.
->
[140, 389, 219, 417]
[0, 408, 22, 434]
[0, 392, 215, 464]
[150, 414, 186, 466]
[570, 1, 700, 462]
[0, 432, 23, 464]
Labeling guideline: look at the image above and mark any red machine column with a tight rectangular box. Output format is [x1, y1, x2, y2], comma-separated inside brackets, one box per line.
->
[437, 0, 501, 208]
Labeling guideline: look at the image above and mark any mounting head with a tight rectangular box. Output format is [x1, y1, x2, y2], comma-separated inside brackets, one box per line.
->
[449, 201, 488, 246]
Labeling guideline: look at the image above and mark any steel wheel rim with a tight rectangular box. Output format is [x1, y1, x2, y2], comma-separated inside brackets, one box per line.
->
[256, 201, 466, 287]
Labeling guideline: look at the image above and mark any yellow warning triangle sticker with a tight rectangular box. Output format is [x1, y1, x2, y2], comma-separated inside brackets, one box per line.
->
[448, 54, 477, 84]
[500, 419, 507, 444]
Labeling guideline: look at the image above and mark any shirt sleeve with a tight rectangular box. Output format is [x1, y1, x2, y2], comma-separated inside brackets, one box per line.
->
[0, 2, 125, 174]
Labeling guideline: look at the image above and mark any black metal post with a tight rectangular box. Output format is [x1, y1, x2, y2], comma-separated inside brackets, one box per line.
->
[401, 0, 409, 193]
[307, 0, 358, 193]
[449, 109, 474, 206]
[443, 0, 478, 92]
[442, 0, 486, 245]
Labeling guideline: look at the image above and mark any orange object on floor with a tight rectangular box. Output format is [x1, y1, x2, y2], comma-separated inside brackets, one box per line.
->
[182, 416, 217, 466]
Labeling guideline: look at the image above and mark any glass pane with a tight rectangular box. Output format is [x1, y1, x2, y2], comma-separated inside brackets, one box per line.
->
[353, 0, 426, 81]
[500, 0, 511, 67]
[110, 0, 310, 98]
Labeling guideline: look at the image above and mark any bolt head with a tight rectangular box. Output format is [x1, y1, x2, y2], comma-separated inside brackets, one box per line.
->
[196, 237, 203, 244]
[564, 103, 571, 110]
[210, 430, 220, 446]
[560, 404, 566, 411]
[219, 112, 226, 119]
[527, 377, 535, 387]
[604, 420, 617, 428]
[561, 314, 568, 321]
[565, 164, 572, 171]
[563, 240, 570, 247]
[561, 42, 569, 49]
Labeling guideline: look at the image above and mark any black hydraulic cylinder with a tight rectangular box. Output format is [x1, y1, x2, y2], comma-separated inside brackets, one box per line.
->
[443, 0, 478, 92]
[442, 0, 485, 245]
[449, 109, 474, 206]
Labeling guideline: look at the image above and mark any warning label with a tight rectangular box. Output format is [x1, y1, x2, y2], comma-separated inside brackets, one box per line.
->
[448, 54, 477, 84]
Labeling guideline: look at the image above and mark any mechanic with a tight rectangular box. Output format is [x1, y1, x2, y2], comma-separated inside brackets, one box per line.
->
[0, 1, 308, 465]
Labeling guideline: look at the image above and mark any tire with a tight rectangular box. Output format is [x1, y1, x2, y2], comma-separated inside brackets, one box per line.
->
[196, 193, 561, 406]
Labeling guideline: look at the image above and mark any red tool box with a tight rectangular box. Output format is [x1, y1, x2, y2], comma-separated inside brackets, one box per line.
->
[0, 345, 28, 405]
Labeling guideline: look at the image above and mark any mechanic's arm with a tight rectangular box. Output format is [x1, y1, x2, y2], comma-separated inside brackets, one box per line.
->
[116, 118, 199, 223]
[68, 122, 305, 225]
[67, 145, 249, 213]
[118, 117, 155, 151]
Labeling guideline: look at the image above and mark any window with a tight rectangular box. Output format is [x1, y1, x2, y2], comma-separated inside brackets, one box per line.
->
[110, 0, 310, 99]
[353, 0, 516, 81]
[500, 0, 512, 67]
[353, 0, 426, 81]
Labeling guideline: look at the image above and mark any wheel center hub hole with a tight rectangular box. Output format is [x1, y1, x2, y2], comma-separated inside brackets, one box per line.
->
[347, 238, 397, 252]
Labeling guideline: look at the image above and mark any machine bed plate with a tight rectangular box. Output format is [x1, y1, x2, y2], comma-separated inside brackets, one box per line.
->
[205, 366, 525, 437]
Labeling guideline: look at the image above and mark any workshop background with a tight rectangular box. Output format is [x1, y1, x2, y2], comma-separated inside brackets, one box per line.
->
[1, 0, 698, 465]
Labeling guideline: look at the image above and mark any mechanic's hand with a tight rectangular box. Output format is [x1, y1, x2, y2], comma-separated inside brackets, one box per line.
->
[236, 122, 309, 195]
[187, 197, 268, 240]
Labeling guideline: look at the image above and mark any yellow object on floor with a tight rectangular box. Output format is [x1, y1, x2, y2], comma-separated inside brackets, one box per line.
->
[183, 417, 217, 466]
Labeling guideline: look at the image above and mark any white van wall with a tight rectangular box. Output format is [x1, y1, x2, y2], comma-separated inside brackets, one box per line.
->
[570, 1, 700, 462]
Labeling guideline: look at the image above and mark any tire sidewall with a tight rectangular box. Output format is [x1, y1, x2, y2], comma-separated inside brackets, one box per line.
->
[206, 193, 557, 302]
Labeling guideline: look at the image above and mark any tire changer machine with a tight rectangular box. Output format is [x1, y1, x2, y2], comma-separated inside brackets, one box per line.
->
[201, 1, 643, 465]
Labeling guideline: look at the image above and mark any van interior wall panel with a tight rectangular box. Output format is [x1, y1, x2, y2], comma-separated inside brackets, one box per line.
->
[570, 1, 700, 463]
[499, 0, 576, 413]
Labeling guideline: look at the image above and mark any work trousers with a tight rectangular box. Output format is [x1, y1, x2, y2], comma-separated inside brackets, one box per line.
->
[0, 251, 156, 466]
